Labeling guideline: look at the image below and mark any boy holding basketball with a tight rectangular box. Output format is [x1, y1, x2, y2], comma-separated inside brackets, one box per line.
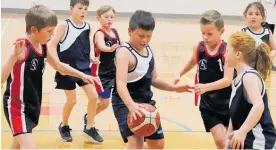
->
[112, 10, 193, 149]
[174, 10, 233, 149]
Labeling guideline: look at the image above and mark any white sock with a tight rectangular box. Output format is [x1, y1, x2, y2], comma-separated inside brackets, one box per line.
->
[86, 124, 95, 130]
[61, 123, 67, 127]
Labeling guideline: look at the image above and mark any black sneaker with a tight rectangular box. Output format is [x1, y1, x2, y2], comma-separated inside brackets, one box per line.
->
[83, 113, 88, 125]
[83, 113, 99, 131]
[58, 123, 72, 142]
[83, 125, 104, 143]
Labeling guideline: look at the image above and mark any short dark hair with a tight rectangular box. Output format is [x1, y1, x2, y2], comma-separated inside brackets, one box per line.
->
[25, 5, 57, 34]
[129, 10, 155, 31]
[70, 0, 89, 7]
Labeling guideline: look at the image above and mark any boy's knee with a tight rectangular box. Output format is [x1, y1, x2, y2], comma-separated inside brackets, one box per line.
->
[154, 142, 164, 149]
[99, 100, 109, 109]
[214, 136, 226, 149]
[128, 140, 144, 149]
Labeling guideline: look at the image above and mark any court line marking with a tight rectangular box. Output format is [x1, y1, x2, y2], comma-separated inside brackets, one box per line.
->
[161, 117, 192, 131]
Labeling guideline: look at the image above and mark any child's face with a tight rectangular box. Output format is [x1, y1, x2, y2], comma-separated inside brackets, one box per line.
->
[98, 10, 115, 29]
[70, 3, 88, 22]
[128, 28, 153, 50]
[225, 44, 240, 68]
[32, 25, 56, 44]
[245, 6, 264, 29]
[200, 23, 224, 47]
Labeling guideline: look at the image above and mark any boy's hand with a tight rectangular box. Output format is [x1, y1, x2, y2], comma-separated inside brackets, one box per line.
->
[91, 57, 100, 64]
[194, 83, 209, 95]
[110, 44, 120, 52]
[13, 39, 25, 56]
[175, 83, 194, 93]
[128, 103, 144, 122]
[173, 74, 181, 85]
[80, 74, 101, 85]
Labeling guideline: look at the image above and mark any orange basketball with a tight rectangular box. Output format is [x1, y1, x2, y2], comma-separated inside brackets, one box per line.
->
[127, 103, 161, 137]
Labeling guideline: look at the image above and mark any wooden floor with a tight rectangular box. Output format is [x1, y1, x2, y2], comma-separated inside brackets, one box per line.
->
[1, 13, 276, 149]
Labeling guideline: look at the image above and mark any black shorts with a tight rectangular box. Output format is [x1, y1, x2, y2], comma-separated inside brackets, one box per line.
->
[200, 108, 229, 132]
[55, 69, 90, 90]
[199, 94, 230, 132]
[112, 103, 164, 143]
[3, 101, 40, 136]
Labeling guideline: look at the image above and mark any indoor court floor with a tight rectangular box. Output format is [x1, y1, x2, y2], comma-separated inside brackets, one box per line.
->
[1, 13, 276, 149]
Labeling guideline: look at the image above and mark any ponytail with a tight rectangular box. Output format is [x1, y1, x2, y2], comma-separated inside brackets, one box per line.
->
[255, 43, 272, 80]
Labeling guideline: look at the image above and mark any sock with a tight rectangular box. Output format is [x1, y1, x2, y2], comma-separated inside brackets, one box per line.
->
[86, 124, 95, 130]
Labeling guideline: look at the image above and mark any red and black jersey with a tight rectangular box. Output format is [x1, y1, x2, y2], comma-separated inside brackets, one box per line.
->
[195, 41, 231, 114]
[91, 28, 120, 89]
[3, 38, 47, 135]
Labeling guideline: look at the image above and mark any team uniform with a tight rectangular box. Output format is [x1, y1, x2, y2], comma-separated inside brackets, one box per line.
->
[229, 69, 276, 149]
[55, 18, 91, 90]
[111, 43, 164, 143]
[195, 40, 231, 132]
[242, 26, 270, 44]
[91, 28, 120, 98]
[3, 39, 47, 136]
[242, 25, 276, 70]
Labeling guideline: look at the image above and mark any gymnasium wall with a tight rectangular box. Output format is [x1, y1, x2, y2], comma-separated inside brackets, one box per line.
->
[1, 0, 255, 19]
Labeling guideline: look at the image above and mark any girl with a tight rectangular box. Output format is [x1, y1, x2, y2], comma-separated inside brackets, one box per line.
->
[242, 2, 276, 70]
[225, 32, 276, 149]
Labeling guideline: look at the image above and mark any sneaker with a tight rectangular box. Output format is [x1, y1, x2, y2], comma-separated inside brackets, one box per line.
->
[83, 113, 99, 131]
[83, 125, 104, 143]
[58, 123, 73, 142]
[83, 113, 88, 125]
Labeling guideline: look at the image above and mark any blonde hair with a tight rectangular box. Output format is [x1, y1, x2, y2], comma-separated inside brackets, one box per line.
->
[96, 5, 115, 17]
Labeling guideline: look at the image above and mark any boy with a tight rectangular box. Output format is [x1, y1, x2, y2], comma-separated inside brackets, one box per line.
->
[112, 10, 192, 149]
[174, 10, 234, 149]
[83, 5, 120, 130]
[49, 0, 102, 143]
[1, 5, 97, 149]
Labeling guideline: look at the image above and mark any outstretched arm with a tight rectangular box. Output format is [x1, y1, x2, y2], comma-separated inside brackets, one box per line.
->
[174, 45, 198, 84]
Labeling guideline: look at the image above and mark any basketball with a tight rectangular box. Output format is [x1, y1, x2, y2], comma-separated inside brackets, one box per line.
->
[127, 103, 161, 137]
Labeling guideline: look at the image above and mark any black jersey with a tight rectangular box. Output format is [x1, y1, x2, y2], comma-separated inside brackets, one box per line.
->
[91, 28, 120, 89]
[112, 43, 154, 106]
[195, 41, 231, 114]
[229, 69, 276, 149]
[3, 39, 47, 135]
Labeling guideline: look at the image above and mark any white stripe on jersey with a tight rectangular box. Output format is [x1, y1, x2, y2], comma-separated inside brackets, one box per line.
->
[7, 69, 14, 133]
[127, 45, 153, 83]
[20, 62, 27, 132]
